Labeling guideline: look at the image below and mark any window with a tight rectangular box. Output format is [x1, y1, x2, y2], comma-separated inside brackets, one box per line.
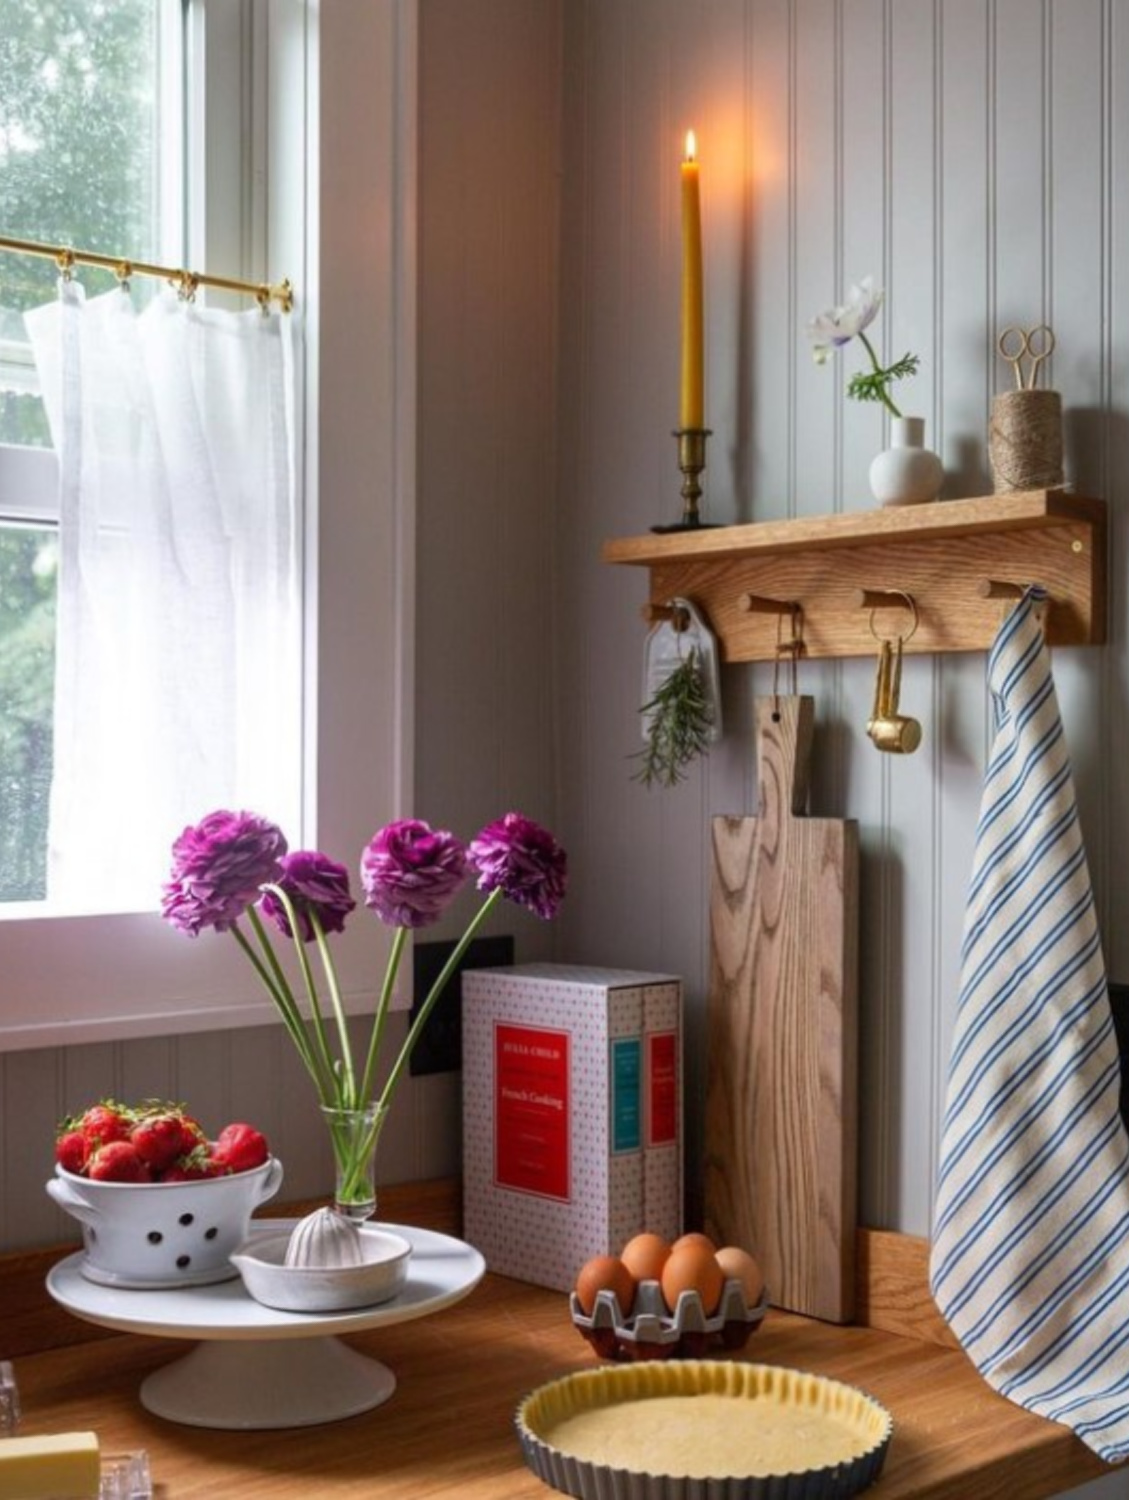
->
[0, 0, 182, 902]
[0, 1, 303, 918]
[0, 2, 416, 1048]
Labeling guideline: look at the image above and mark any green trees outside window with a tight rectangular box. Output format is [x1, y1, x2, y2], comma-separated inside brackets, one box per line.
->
[0, 526, 55, 900]
[0, 0, 168, 900]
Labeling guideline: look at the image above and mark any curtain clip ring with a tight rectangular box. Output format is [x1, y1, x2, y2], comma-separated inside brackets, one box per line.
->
[174, 270, 200, 303]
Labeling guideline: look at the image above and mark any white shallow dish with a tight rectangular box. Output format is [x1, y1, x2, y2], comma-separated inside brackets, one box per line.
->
[231, 1224, 413, 1312]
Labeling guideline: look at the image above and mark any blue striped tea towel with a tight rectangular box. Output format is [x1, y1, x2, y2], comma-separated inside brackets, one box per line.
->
[930, 588, 1129, 1463]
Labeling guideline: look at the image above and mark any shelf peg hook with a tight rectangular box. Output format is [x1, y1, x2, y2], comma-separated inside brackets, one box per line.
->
[860, 589, 919, 645]
[738, 592, 800, 616]
[854, 587, 917, 612]
[977, 578, 1049, 627]
[641, 601, 691, 632]
[976, 579, 1027, 601]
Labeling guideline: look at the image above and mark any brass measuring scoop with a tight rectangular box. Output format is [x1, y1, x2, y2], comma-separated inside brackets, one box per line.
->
[866, 592, 922, 755]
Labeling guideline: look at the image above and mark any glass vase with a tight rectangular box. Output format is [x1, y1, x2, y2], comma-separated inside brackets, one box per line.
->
[321, 1103, 389, 1222]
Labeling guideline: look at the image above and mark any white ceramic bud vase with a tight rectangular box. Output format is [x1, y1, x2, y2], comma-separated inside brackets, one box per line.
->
[868, 416, 944, 507]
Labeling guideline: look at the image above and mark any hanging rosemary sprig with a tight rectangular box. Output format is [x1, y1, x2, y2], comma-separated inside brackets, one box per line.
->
[632, 647, 714, 788]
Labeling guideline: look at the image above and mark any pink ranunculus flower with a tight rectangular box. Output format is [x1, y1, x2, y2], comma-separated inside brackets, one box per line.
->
[161, 809, 287, 936]
[360, 819, 469, 929]
[467, 811, 568, 921]
[261, 850, 357, 942]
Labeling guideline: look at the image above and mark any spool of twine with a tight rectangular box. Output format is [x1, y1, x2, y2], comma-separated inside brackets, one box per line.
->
[988, 389, 1064, 493]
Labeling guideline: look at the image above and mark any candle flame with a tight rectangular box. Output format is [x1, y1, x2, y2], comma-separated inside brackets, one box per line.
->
[684, 129, 697, 163]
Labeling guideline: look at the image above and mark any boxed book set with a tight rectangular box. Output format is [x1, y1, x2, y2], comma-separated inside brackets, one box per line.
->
[463, 964, 683, 1291]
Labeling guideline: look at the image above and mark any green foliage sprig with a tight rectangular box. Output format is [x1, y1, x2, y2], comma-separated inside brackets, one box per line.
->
[632, 648, 713, 789]
[846, 346, 921, 413]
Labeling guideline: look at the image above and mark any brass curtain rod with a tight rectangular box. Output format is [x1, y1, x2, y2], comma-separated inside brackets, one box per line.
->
[0, 232, 293, 312]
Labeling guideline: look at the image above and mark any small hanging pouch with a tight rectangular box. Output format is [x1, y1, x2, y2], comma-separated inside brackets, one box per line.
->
[640, 597, 722, 744]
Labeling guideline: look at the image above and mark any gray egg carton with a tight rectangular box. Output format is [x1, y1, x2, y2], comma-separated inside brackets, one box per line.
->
[570, 1277, 769, 1360]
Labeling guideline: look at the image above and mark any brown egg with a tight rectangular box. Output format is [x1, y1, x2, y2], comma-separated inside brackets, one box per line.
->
[620, 1232, 671, 1284]
[660, 1241, 724, 1316]
[671, 1231, 717, 1255]
[574, 1254, 635, 1317]
[715, 1245, 766, 1308]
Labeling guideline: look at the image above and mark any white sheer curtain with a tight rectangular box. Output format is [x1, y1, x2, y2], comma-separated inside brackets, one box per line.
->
[25, 282, 301, 913]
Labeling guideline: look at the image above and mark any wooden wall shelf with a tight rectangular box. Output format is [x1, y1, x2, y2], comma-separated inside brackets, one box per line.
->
[603, 489, 1107, 662]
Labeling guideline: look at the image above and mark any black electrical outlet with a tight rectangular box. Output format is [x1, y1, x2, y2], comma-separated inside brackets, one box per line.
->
[408, 934, 514, 1075]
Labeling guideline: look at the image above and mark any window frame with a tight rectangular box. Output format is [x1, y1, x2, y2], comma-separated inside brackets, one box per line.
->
[0, 444, 55, 525]
[0, 0, 418, 1051]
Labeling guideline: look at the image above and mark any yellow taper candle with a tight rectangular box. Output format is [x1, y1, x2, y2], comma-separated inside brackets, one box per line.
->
[680, 129, 704, 430]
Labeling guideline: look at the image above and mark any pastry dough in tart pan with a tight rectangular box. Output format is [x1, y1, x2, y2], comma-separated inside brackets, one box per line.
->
[515, 1359, 892, 1499]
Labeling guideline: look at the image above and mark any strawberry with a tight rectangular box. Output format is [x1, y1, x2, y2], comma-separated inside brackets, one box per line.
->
[79, 1102, 133, 1151]
[213, 1122, 269, 1175]
[54, 1099, 270, 1181]
[87, 1141, 152, 1183]
[162, 1144, 226, 1181]
[178, 1114, 208, 1150]
[130, 1113, 195, 1173]
[54, 1129, 90, 1176]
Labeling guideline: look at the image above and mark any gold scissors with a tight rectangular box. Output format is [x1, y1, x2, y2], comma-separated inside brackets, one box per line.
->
[998, 324, 1055, 391]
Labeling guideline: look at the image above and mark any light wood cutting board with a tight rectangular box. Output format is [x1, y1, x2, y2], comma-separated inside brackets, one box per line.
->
[704, 695, 859, 1323]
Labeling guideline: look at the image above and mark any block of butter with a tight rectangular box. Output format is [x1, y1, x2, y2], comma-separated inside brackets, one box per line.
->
[0, 1431, 100, 1499]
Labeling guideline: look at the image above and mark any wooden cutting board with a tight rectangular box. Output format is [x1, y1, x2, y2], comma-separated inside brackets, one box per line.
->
[704, 695, 859, 1323]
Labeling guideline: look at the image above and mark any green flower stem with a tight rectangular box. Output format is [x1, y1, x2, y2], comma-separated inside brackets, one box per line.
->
[234, 916, 330, 1100]
[258, 888, 341, 1105]
[310, 910, 357, 1106]
[858, 331, 903, 419]
[358, 925, 407, 1107]
[324, 1103, 386, 1210]
[377, 888, 503, 1115]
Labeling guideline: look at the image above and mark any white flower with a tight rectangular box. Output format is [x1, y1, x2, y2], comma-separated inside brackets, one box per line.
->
[806, 276, 884, 364]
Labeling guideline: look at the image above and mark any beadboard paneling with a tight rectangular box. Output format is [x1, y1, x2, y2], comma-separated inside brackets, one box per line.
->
[554, 0, 1129, 1256]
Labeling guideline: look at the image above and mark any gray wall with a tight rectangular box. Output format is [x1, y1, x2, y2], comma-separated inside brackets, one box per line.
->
[551, 0, 1129, 1245]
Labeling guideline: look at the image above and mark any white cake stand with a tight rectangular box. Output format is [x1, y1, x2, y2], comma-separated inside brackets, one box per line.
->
[46, 1221, 485, 1431]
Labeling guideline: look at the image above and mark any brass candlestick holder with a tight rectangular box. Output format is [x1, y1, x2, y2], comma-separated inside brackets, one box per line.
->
[652, 427, 717, 533]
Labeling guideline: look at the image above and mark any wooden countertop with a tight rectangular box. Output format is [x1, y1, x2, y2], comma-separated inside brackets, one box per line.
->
[4, 1181, 1115, 1499]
